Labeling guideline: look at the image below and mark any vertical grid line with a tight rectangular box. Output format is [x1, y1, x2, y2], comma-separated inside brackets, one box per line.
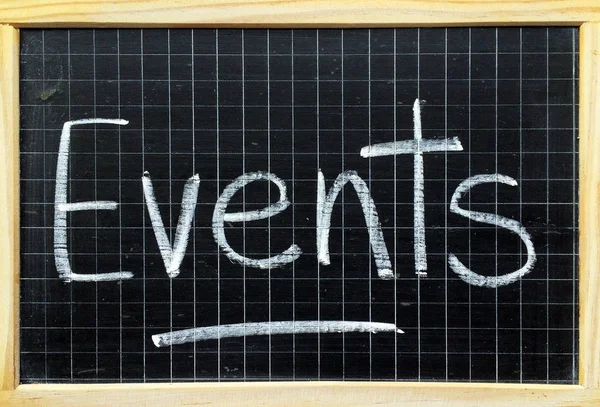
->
[571, 27, 577, 384]
[215, 29, 221, 382]
[291, 29, 296, 381]
[519, 27, 524, 384]
[341, 29, 346, 380]
[267, 29, 272, 381]
[68, 29, 74, 383]
[393, 28, 397, 382]
[546, 27, 550, 384]
[416, 27, 422, 382]
[444, 27, 449, 381]
[92, 28, 98, 383]
[316, 29, 321, 380]
[42, 29, 48, 383]
[241, 29, 247, 382]
[467, 27, 473, 383]
[117, 29, 123, 384]
[367, 28, 373, 381]
[191, 28, 197, 382]
[167, 28, 174, 383]
[494, 27, 499, 383]
[140, 29, 147, 383]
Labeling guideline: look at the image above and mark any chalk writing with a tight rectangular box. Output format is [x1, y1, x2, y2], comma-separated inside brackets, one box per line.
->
[142, 172, 200, 278]
[52, 99, 537, 345]
[360, 99, 464, 276]
[54, 119, 133, 282]
[212, 171, 302, 269]
[152, 321, 404, 347]
[448, 174, 537, 287]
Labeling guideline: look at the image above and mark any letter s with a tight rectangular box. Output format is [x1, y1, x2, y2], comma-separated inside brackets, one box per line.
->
[448, 174, 536, 288]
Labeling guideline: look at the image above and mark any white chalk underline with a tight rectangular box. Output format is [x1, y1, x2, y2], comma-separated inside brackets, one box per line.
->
[152, 321, 404, 347]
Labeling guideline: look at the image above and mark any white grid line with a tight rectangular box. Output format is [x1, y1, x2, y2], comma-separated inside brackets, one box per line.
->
[341, 29, 346, 381]
[242, 29, 247, 382]
[267, 29, 273, 381]
[140, 29, 147, 383]
[468, 27, 473, 383]
[191, 28, 197, 383]
[290, 29, 296, 381]
[571, 27, 578, 384]
[519, 27, 524, 384]
[117, 28, 124, 384]
[444, 27, 449, 382]
[316, 29, 321, 381]
[92, 29, 97, 383]
[215, 30, 221, 382]
[368, 28, 373, 382]
[168, 28, 174, 383]
[416, 27, 422, 382]
[495, 27, 499, 383]
[546, 27, 551, 384]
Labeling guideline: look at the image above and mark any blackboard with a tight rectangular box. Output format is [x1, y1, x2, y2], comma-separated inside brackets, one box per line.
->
[19, 27, 578, 384]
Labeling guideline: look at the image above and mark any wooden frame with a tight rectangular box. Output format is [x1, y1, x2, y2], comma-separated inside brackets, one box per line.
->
[0, 1, 599, 405]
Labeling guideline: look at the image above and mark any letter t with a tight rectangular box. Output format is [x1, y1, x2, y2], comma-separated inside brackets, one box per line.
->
[360, 99, 463, 276]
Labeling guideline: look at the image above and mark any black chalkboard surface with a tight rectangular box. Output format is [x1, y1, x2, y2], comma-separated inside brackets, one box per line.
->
[19, 28, 578, 384]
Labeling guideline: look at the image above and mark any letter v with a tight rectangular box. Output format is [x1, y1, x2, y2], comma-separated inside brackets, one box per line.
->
[142, 171, 200, 278]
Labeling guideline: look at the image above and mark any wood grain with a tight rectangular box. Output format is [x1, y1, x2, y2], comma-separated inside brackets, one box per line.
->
[0, 383, 598, 406]
[0, 0, 598, 27]
[0, 24, 19, 392]
[579, 22, 600, 390]
[1, 1, 599, 405]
